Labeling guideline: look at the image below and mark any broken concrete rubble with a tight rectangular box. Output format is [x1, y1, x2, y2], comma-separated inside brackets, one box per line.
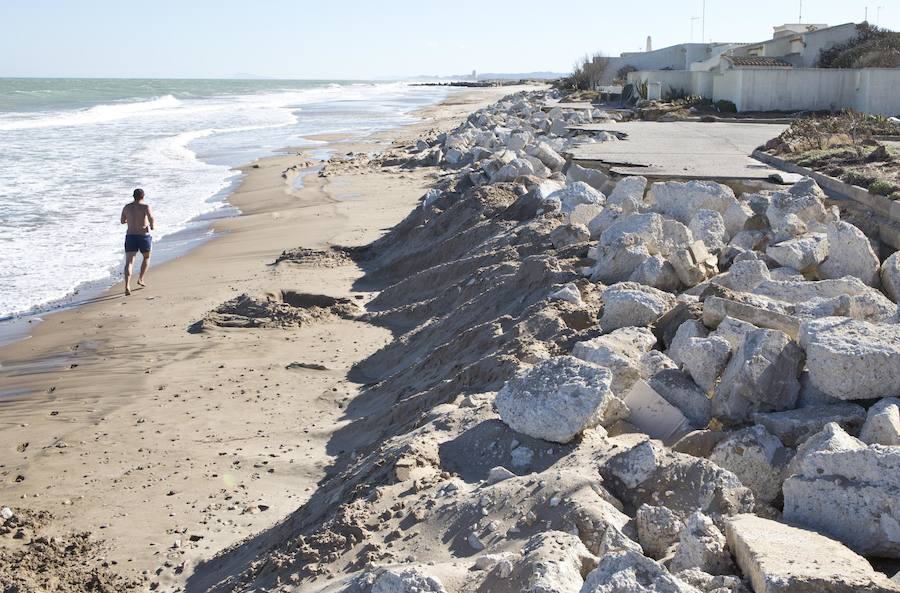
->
[712, 327, 803, 425]
[783, 422, 900, 558]
[860, 397, 900, 446]
[600, 282, 676, 331]
[495, 356, 627, 444]
[708, 425, 790, 505]
[725, 513, 899, 593]
[670, 511, 735, 575]
[752, 403, 866, 446]
[800, 317, 900, 400]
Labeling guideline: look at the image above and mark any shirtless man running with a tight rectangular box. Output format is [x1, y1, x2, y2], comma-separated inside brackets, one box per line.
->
[120, 188, 155, 296]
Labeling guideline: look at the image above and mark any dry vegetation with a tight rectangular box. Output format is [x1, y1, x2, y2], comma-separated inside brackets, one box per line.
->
[764, 111, 900, 199]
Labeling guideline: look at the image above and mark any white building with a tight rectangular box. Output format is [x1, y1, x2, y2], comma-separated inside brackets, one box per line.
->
[622, 22, 900, 116]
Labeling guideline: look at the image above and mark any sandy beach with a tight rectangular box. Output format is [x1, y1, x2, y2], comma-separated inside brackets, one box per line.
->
[0, 86, 532, 591]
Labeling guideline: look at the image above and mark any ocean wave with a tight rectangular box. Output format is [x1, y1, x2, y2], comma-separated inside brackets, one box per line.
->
[0, 94, 181, 130]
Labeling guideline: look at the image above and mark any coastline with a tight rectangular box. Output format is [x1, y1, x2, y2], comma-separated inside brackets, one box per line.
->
[0, 85, 533, 591]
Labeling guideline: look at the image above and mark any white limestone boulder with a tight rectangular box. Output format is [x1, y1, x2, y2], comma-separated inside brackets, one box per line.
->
[688, 209, 727, 254]
[818, 221, 880, 287]
[709, 425, 790, 504]
[529, 141, 567, 171]
[495, 356, 627, 444]
[580, 549, 701, 593]
[600, 440, 754, 521]
[548, 182, 605, 213]
[566, 163, 611, 193]
[636, 504, 684, 559]
[549, 282, 583, 305]
[713, 328, 803, 425]
[670, 512, 735, 575]
[648, 370, 712, 429]
[765, 232, 828, 273]
[881, 251, 900, 303]
[600, 282, 677, 331]
[648, 180, 739, 225]
[765, 177, 832, 239]
[498, 531, 597, 593]
[607, 176, 647, 209]
[860, 397, 900, 446]
[799, 317, 900, 400]
[572, 327, 657, 396]
[550, 223, 591, 249]
[783, 422, 900, 558]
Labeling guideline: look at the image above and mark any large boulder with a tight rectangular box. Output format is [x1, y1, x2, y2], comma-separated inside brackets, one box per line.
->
[881, 251, 900, 303]
[567, 163, 611, 193]
[591, 236, 653, 285]
[495, 356, 627, 444]
[765, 178, 832, 240]
[355, 567, 448, 593]
[600, 440, 754, 522]
[782, 422, 900, 558]
[765, 233, 828, 273]
[799, 317, 900, 400]
[572, 327, 657, 396]
[712, 328, 803, 425]
[648, 181, 738, 225]
[725, 514, 899, 593]
[498, 531, 597, 593]
[709, 425, 790, 504]
[636, 504, 684, 559]
[608, 176, 647, 209]
[818, 221, 880, 287]
[548, 182, 606, 212]
[580, 549, 701, 593]
[529, 141, 567, 171]
[688, 210, 726, 254]
[600, 282, 676, 331]
[670, 512, 734, 575]
[860, 397, 900, 446]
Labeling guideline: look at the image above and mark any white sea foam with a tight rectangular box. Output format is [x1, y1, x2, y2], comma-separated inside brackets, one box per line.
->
[0, 81, 449, 318]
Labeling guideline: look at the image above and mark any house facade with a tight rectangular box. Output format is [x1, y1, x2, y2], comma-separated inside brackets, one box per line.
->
[621, 22, 900, 115]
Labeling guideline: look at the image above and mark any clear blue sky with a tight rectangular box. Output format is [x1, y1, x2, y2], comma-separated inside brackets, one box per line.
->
[1, 0, 896, 78]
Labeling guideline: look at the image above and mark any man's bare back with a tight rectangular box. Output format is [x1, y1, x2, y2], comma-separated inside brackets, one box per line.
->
[121, 202, 152, 234]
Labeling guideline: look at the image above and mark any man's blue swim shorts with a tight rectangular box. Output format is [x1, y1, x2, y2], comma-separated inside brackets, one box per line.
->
[124, 234, 152, 253]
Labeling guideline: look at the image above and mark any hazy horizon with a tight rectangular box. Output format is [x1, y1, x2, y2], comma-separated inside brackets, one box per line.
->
[2, 0, 896, 79]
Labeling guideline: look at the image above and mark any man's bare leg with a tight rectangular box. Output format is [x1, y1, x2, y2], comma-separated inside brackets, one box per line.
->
[138, 251, 151, 287]
[124, 251, 137, 295]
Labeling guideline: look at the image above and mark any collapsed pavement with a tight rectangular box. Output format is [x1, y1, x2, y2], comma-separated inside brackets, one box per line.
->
[188, 90, 900, 593]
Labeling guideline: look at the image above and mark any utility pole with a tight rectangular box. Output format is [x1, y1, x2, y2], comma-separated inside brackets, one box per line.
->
[865, 6, 869, 23]
[799, 0, 803, 22]
[702, 0, 706, 43]
[690, 16, 700, 42]
[877, 5, 884, 26]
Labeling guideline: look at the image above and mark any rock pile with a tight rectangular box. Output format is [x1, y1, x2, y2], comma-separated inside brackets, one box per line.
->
[199, 90, 900, 593]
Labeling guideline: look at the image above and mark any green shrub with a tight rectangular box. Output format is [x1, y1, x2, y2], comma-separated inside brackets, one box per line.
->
[889, 191, 900, 201]
[868, 179, 898, 196]
[843, 170, 876, 187]
[715, 100, 737, 113]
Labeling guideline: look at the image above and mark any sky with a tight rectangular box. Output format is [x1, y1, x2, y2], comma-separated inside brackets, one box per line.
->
[0, 0, 898, 79]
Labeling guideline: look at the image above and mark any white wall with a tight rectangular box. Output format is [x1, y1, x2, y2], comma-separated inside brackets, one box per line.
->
[629, 67, 900, 116]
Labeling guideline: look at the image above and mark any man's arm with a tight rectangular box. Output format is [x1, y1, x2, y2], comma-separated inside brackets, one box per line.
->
[120, 205, 127, 225]
[147, 205, 155, 231]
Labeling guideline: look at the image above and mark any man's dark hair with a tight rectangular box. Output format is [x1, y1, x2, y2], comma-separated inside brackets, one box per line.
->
[133, 188, 145, 200]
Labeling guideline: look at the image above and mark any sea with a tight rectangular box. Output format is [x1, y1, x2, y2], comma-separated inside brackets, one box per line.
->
[0, 78, 450, 321]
